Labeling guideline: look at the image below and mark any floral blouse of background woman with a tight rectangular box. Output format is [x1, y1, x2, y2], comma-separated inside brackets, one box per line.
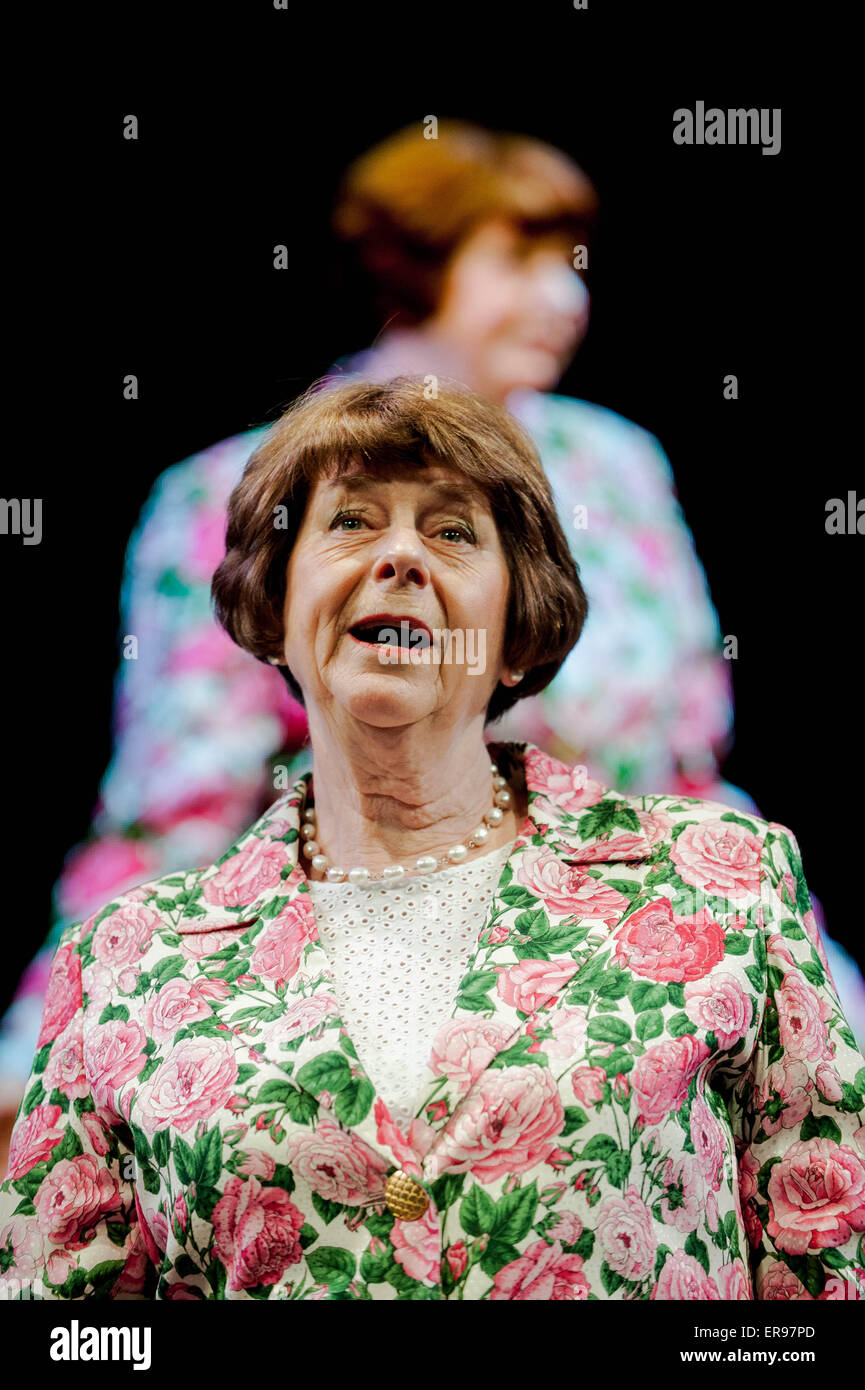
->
[1, 121, 862, 1149]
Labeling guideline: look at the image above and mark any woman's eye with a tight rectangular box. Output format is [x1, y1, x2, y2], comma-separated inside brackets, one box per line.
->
[439, 525, 474, 543]
[330, 511, 366, 530]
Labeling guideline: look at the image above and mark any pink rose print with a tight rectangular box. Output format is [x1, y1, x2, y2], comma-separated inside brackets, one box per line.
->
[583, 831, 651, 859]
[766, 1137, 865, 1256]
[548, 1210, 583, 1246]
[446, 1241, 468, 1281]
[596, 1187, 655, 1281]
[658, 1155, 705, 1233]
[286, 1116, 391, 1204]
[91, 903, 160, 969]
[683, 973, 753, 1049]
[757, 1265, 813, 1300]
[391, 1204, 441, 1284]
[143, 977, 212, 1043]
[717, 1260, 753, 1300]
[614, 898, 725, 982]
[516, 847, 630, 920]
[46, 1250, 76, 1287]
[163, 1281, 207, 1300]
[202, 838, 290, 907]
[136, 1037, 238, 1132]
[738, 1147, 759, 1205]
[0, 1215, 43, 1282]
[539, 1006, 590, 1060]
[269, 993, 339, 1045]
[429, 1065, 564, 1183]
[802, 909, 831, 974]
[571, 1064, 607, 1107]
[689, 1095, 725, 1189]
[490, 1237, 590, 1300]
[81, 1111, 112, 1157]
[212, 1175, 305, 1291]
[669, 820, 763, 901]
[134, 1195, 170, 1273]
[429, 1018, 514, 1093]
[198, 979, 232, 1001]
[373, 1100, 436, 1174]
[524, 750, 605, 815]
[180, 929, 248, 961]
[775, 972, 833, 1062]
[236, 1151, 276, 1180]
[767, 933, 797, 968]
[753, 1060, 813, 1136]
[815, 1063, 844, 1103]
[635, 808, 674, 848]
[652, 1248, 721, 1300]
[485, 922, 509, 944]
[6, 1103, 65, 1179]
[173, 1191, 188, 1235]
[818, 1274, 863, 1300]
[37, 942, 80, 1048]
[42, 1020, 88, 1101]
[631, 1034, 710, 1127]
[83, 1019, 149, 1119]
[81, 962, 114, 1012]
[250, 899, 317, 985]
[33, 1154, 123, 1249]
[114, 1238, 157, 1298]
[496, 959, 580, 1015]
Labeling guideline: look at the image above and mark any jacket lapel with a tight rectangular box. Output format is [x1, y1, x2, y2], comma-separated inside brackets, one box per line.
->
[174, 741, 657, 1190]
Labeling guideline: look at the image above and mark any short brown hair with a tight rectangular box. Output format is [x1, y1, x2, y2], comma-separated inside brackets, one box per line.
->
[212, 376, 587, 723]
[333, 120, 599, 326]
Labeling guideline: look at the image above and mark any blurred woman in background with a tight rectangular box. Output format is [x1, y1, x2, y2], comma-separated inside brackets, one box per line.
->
[2, 120, 861, 1171]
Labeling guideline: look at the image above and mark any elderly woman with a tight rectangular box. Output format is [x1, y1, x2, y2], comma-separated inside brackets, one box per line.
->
[14, 118, 865, 1177]
[1, 377, 863, 1302]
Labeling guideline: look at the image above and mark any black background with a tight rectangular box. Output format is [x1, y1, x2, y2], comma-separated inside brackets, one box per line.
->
[2, 5, 858, 1019]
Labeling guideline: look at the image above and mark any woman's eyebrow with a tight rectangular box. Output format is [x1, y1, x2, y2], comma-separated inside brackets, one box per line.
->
[322, 475, 486, 507]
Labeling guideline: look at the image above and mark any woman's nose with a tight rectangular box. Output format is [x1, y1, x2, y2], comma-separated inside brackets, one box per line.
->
[372, 530, 430, 587]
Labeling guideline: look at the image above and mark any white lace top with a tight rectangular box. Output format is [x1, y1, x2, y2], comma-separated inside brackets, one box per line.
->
[305, 841, 514, 1132]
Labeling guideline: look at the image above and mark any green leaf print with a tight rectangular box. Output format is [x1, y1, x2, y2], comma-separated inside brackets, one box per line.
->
[334, 1076, 375, 1126]
[491, 1183, 538, 1244]
[295, 1051, 352, 1095]
[460, 1185, 498, 1236]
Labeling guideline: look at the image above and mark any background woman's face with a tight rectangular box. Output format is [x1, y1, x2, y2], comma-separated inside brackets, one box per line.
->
[426, 218, 590, 401]
[281, 465, 513, 731]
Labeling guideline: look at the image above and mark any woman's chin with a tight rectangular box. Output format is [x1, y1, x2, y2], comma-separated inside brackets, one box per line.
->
[331, 670, 439, 727]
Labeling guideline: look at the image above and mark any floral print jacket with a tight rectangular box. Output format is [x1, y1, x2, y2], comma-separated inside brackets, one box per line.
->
[1, 742, 863, 1301]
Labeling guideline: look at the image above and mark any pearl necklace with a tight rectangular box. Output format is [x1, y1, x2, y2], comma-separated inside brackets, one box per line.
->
[300, 759, 512, 886]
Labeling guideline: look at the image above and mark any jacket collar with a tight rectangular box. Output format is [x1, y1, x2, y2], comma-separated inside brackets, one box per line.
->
[172, 742, 656, 1183]
[180, 740, 654, 934]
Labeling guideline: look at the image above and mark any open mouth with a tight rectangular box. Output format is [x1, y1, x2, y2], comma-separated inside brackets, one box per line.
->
[348, 615, 433, 649]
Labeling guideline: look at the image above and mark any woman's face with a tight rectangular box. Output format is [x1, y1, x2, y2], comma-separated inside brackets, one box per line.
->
[280, 463, 517, 732]
[425, 218, 589, 402]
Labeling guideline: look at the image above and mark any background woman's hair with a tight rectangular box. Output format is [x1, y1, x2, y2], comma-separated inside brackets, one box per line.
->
[212, 374, 588, 723]
[332, 120, 599, 326]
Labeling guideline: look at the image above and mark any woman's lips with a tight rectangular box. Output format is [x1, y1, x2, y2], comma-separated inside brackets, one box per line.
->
[349, 630, 431, 651]
[348, 615, 433, 649]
